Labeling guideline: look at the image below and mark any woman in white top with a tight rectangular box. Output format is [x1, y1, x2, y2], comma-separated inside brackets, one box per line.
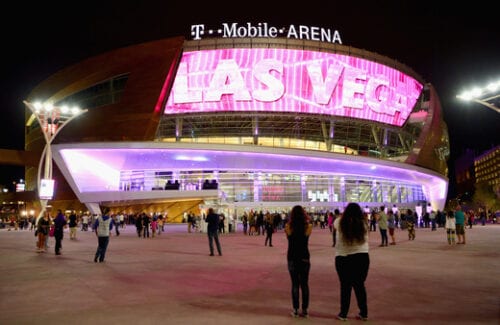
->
[445, 210, 456, 245]
[333, 202, 369, 321]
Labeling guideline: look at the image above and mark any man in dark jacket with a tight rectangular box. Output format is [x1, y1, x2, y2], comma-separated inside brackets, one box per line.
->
[53, 209, 67, 255]
[205, 208, 222, 256]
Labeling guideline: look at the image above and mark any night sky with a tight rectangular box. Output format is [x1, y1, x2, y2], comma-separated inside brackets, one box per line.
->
[1, 1, 499, 198]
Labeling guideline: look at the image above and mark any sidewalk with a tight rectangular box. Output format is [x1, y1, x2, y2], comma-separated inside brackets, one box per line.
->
[1, 223, 499, 324]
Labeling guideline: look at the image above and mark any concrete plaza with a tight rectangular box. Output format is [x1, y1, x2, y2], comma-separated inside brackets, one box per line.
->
[1, 222, 498, 324]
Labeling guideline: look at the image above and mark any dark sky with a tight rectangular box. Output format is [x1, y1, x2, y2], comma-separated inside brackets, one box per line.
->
[1, 1, 499, 197]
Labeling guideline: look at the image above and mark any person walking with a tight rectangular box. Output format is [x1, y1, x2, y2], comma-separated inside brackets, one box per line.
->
[142, 213, 150, 238]
[112, 215, 120, 236]
[334, 202, 370, 321]
[445, 210, 456, 245]
[387, 210, 396, 245]
[285, 205, 312, 318]
[36, 212, 50, 253]
[157, 215, 164, 236]
[454, 205, 466, 244]
[187, 213, 193, 233]
[135, 213, 143, 237]
[405, 209, 416, 240]
[327, 211, 334, 233]
[81, 213, 89, 231]
[151, 217, 158, 238]
[467, 210, 475, 229]
[242, 213, 248, 235]
[68, 211, 78, 240]
[331, 209, 341, 247]
[430, 210, 437, 231]
[205, 208, 222, 256]
[264, 212, 274, 247]
[53, 209, 67, 255]
[93, 208, 114, 263]
[369, 210, 377, 232]
[377, 206, 388, 247]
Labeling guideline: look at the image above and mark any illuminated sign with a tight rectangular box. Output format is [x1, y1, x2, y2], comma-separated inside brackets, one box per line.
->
[191, 23, 342, 44]
[39, 179, 55, 200]
[165, 48, 423, 126]
[308, 190, 329, 202]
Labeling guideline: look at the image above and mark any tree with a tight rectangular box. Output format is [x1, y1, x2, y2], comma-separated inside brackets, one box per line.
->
[473, 181, 500, 213]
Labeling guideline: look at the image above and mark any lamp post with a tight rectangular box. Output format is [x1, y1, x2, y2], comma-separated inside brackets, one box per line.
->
[24, 100, 88, 221]
[457, 80, 500, 113]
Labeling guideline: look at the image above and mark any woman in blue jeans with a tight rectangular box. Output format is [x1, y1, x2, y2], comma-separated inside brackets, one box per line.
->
[334, 202, 370, 321]
[285, 205, 312, 318]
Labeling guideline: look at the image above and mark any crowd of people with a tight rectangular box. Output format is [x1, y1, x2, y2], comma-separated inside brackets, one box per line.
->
[3, 201, 498, 321]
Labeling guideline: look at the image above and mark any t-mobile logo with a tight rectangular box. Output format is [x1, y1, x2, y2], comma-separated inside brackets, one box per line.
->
[191, 24, 205, 40]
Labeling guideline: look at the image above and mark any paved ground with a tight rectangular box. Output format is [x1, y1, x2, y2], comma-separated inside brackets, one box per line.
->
[0, 222, 499, 324]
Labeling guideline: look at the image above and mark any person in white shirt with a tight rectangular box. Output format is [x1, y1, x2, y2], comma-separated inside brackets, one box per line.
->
[334, 202, 369, 321]
[445, 210, 456, 245]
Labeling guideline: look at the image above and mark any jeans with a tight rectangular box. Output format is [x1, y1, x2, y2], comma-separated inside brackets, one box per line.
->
[335, 253, 369, 318]
[207, 230, 222, 255]
[143, 226, 150, 238]
[95, 236, 110, 262]
[288, 259, 310, 311]
[379, 228, 388, 245]
[54, 230, 64, 254]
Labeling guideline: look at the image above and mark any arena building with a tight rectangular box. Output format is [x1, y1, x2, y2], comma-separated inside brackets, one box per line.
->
[24, 28, 450, 219]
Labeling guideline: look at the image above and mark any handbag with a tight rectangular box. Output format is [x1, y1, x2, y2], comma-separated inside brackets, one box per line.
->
[49, 226, 55, 237]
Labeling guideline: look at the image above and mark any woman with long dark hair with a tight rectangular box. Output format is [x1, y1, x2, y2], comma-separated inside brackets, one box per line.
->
[285, 205, 312, 318]
[334, 202, 370, 321]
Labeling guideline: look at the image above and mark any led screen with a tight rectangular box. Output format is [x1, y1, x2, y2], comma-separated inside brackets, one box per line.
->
[165, 48, 423, 126]
[39, 179, 55, 199]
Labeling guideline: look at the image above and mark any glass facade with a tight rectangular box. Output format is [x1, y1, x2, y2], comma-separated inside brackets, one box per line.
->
[118, 168, 426, 210]
[55, 74, 129, 109]
[156, 112, 424, 159]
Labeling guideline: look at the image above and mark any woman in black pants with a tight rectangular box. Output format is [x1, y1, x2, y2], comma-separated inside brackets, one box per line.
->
[285, 205, 312, 318]
[334, 202, 370, 321]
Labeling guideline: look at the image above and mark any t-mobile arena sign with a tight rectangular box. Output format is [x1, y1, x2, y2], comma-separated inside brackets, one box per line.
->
[164, 48, 423, 126]
[191, 23, 342, 44]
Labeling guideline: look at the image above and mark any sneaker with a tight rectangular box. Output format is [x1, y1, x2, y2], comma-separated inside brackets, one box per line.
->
[291, 309, 299, 318]
[336, 314, 347, 321]
[356, 314, 368, 321]
[301, 310, 309, 318]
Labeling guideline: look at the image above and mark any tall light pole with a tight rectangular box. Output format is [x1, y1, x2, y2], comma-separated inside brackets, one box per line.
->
[457, 80, 500, 113]
[24, 100, 88, 221]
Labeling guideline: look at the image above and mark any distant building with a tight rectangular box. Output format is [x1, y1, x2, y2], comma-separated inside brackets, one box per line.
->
[455, 146, 500, 201]
[455, 149, 477, 197]
[474, 145, 500, 198]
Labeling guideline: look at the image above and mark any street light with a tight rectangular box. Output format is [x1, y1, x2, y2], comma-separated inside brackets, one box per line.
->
[457, 80, 500, 113]
[24, 100, 88, 221]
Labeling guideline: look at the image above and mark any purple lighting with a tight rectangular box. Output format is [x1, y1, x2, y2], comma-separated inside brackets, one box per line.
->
[52, 143, 447, 210]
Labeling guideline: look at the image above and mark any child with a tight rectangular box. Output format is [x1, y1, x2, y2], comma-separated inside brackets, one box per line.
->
[445, 210, 456, 245]
[150, 217, 158, 238]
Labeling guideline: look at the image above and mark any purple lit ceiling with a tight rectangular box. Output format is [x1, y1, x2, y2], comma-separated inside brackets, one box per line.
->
[51, 142, 447, 209]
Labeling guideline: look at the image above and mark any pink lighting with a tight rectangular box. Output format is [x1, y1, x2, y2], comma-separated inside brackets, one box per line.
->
[165, 48, 423, 126]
